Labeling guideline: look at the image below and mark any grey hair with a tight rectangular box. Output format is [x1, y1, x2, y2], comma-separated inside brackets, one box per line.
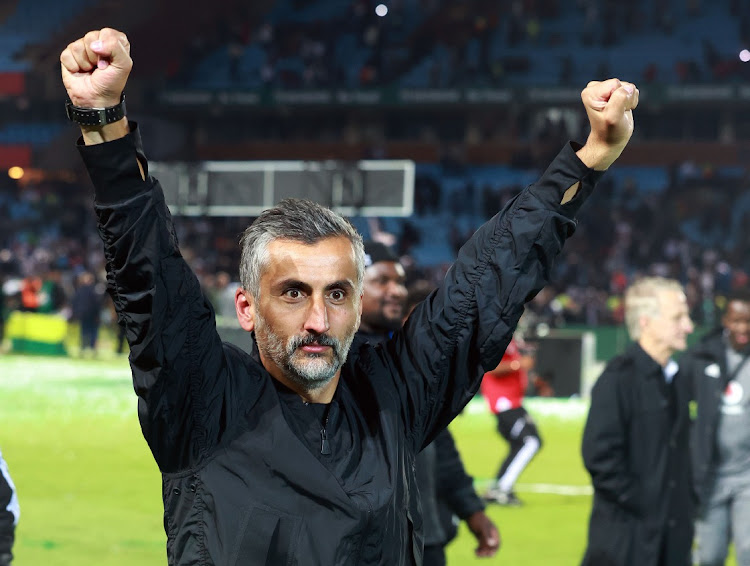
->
[239, 198, 365, 298]
[624, 276, 684, 340]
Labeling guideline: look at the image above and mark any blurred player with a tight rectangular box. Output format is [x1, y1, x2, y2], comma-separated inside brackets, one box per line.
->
[481, 334, 541, 506]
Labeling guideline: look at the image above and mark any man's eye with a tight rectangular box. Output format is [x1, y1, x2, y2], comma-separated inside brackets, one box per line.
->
[329, 290, 345, 301]
[285, 289, 302, 299]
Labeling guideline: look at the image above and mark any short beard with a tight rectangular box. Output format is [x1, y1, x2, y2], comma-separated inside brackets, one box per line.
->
[366, 310, 403, 333]
[255, 312, 357, 391]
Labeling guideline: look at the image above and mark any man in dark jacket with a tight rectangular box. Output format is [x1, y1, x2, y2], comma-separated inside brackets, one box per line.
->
[71, 271, 103, 355]
[0, 448, 18, 566]
[681, 289, 750, 566]
[61, 27, 638, 566]
[358, 242, 499, 565]
[581, 277, 695, 566]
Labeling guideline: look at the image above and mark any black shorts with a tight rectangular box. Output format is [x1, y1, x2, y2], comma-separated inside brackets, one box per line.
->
[495, 406, 540, 442]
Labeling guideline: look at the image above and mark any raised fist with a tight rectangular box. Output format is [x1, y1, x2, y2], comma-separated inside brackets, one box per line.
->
[60, 28, 132, 109]
[575, 79, 639, 170]
[581, 78, 639, 152]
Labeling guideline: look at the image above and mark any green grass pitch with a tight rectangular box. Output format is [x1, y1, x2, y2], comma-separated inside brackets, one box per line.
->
[0, 354, 735, 565]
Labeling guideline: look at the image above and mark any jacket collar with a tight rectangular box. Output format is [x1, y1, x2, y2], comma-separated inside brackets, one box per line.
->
[628, 341, 674, 380]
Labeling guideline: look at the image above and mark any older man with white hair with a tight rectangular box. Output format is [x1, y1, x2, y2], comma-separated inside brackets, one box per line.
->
[581, 277, 695, 566]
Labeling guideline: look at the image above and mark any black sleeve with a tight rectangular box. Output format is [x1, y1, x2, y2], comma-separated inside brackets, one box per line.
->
[434, 428, 485, 519]
[385, 142, 605, 450]
[78, 125, 257, 472]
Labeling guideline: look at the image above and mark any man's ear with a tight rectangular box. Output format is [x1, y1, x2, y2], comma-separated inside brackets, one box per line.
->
[235, 288, 255, 332]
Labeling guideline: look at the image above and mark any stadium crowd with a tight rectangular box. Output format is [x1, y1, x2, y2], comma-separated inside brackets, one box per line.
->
[170, 0, 750, 89]
[2, 1, 750, 345]
[2, 151, 749, 347]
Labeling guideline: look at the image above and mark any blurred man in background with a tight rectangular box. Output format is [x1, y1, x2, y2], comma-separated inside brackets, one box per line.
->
[70, 271, 103, 356]
[682, 289, 750, 566]
[481, 332, 541, 506]
[581, 277, 695, 566]
[358, 244, 499, 565]
[0, 448, 18, 566]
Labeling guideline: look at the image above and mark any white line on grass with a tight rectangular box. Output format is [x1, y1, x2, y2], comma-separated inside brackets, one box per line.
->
[476, 478, 593, 496]
[515, 483, 593, 496]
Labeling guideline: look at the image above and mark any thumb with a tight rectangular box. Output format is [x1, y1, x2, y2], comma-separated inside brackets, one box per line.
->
[90, 29, 131, 72]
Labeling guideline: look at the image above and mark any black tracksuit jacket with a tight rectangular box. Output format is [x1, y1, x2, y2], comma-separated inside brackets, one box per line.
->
[78, 126, 601, 565]
[356, 330, 484, 548]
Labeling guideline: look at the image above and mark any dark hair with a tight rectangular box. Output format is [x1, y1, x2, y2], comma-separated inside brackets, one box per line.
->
[725, 288, 750, 308]
[239, 198, 364, 298]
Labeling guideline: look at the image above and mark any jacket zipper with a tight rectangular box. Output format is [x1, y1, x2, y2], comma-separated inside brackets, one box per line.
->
[320, 411, 331, 455]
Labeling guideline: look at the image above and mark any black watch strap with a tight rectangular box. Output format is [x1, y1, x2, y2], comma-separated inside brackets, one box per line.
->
[65, 93, 126, 126]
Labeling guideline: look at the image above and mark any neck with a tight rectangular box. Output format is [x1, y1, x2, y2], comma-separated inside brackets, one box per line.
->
[638, 337, 672, 367]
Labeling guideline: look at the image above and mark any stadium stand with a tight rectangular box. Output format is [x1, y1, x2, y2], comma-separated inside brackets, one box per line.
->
[2, 0, 750, 342]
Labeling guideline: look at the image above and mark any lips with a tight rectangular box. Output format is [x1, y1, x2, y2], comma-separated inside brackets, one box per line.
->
[300, 343, 331, 354]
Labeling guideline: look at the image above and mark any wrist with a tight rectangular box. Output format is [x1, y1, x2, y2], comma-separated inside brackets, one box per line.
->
[80, 117, 130, 145]
[576, 137, 627, 171]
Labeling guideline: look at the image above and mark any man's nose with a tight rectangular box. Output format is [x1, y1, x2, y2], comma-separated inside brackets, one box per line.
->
[387, 281, 407, 299]
[686, 318, 695, 333]
[304, 296, 329, 334]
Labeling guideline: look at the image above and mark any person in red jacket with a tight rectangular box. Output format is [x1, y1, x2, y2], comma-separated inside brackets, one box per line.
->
[480, 336, 541, 506]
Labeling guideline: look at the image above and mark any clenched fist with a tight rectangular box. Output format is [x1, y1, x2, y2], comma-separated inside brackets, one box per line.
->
[576, 79, 639, 171]
[60, 28, 132, 109]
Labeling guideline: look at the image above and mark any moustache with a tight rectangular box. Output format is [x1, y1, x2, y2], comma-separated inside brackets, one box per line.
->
[288, 333, 340, 353]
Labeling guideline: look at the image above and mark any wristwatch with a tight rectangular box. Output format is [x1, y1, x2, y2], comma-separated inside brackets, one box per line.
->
[65, 93, 126, 126]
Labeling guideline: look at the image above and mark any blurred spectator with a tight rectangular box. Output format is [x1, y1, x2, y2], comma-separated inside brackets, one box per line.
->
[71, 272, 104, 356]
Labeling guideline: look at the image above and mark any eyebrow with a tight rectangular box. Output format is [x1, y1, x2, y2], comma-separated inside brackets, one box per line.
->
[272, 279, 312, 295]
[326, 280, 356, 293]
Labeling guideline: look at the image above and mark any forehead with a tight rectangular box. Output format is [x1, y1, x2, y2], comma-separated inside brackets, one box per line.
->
[726, 300, 750, 318]
[262, 236, 357, 285]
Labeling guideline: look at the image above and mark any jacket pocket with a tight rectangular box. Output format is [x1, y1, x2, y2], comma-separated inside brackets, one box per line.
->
[230, 505, 302, 566]
[163, 474, 201, 564]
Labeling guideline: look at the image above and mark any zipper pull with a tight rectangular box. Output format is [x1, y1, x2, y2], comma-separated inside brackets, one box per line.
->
[320, 427, 331, 455]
